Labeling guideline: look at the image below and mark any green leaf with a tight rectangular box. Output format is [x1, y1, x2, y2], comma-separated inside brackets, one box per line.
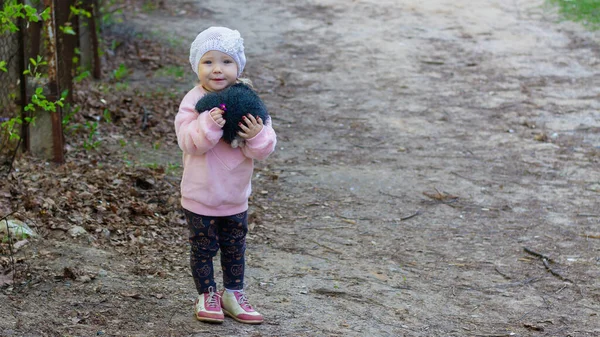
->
[24, 5, 38, 22]
[60, 25, 76, 35]
[40, 8, 51, 21]
[74, 70, 90, 83]
[0, 60, 7, 72]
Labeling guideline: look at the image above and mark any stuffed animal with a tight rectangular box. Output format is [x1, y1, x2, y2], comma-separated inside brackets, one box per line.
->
[195, 83, 269, 148]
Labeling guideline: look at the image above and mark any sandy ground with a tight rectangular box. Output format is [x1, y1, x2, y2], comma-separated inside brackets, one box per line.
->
[2, 0, 599, 336]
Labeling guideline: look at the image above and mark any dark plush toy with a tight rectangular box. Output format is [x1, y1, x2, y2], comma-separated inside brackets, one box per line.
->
[195, 83, 269, 148]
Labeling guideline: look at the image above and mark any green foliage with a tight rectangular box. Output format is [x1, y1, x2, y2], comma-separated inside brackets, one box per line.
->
[155, 65, 185, 79]
[82, 121, 100, 150]
[112, 63, 129, 81]
[59, 24, 76, 35]
[547, 0, 600, 29]
[102, 109, 112, 123]
[22, 55, 47, 78]
[166, 162, 181, 175]
[72, 48, 91, 83]
[62, 104, 109, 151]
[24, 86, 66, 113]
[142, 1, 159, 12]
[58, 2, 92, 35]
[1, 116, 34, 142]
[62, 104, 80, 129]
[0, 4, 50, 147]
[0, 1, 48, 34]
[1, 57, 64, 144]
[74, 70, 91, 83]
[0, 0, 105, 155]
[100, 0, 124, 26]
[114, 82, 129, 91]
[70, 4, 91, 18]
[144, 162, 182, 175]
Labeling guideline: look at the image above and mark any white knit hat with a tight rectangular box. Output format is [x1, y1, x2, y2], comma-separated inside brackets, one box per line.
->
[189, 27, 246, 77]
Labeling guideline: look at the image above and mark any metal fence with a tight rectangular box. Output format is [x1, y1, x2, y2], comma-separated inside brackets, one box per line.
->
[0, 11, 20, 116]
[0, 0, 102, 163]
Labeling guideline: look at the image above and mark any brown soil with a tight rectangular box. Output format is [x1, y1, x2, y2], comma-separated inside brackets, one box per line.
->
[1, 0, 599, 336]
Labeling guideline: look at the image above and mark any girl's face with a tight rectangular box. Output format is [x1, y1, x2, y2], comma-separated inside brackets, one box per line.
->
[197, 50, 238, 92]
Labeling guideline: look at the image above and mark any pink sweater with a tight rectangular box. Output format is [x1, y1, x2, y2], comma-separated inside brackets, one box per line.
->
[174, 85, 277, 216]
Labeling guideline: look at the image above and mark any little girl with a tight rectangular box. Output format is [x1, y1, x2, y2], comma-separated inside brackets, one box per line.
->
[174, 26, 276, 324]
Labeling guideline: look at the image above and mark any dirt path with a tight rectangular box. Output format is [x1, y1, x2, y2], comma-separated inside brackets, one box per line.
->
[2, 0, 599, 336]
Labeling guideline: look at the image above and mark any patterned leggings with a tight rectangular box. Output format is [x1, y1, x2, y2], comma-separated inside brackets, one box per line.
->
[184, 209, 248, 294]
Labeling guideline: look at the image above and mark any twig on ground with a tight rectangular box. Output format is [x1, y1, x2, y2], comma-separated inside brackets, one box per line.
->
[310, 148, 343, 152]
[492, 277, 540, 289]
[313, 287, 390, 310]
[542, 258, 573, 283]
[577, 213, 600, 217]
[308, 226, 353, 230]
[379, 190, 403, 199]
[422, 188, 460, 208]
[494, 266, 511, 280]
[314, 288, 347, 296]
[400, 210, 421, 221]
[451, 171, 480, 183]
[420, 59, 445, 65]
[334, 212, 376, 221]
[310, 239, 344, 255]
[555, 284, 568, 294]
[523, 247, 555, 263]
[523, 247, 573, 283]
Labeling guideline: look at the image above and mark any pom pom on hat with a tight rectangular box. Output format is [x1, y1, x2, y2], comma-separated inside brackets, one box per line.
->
[189, 26, 246, 77]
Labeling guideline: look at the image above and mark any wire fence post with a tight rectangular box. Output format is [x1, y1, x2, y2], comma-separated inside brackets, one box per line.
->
[18, 0, 29, 152]
[2, 0, 103, 168]
[56, 0, 76, 103]
[91, 0, 101, 79]
[28, 0, 64, 163]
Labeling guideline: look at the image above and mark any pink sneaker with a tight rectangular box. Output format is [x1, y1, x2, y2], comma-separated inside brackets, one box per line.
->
[194, 287, 224, 323]
[221, 290, 264, 324]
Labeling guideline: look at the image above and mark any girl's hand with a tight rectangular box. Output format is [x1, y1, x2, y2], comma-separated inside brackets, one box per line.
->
[238, 114, 263, 139]
[209, 107, 226, 128]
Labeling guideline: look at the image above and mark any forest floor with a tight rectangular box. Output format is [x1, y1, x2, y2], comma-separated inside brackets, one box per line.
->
[1, 0, 600, 336]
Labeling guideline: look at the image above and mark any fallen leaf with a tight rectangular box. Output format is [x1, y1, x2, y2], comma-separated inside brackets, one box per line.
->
[371, 271, 388, 281]
[121, 292, 142, 299]
[63, 267, 77, 280]
[0, 271, 14, 287]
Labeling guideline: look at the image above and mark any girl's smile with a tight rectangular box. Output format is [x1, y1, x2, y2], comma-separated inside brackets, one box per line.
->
[197, 50, 238, 92]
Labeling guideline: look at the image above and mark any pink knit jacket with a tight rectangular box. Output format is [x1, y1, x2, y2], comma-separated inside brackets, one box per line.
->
[174, 85, 277, 216]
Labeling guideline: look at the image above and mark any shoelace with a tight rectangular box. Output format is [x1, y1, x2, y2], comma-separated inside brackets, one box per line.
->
[205, 288, 219, 308]
[236, 291, 252, 309]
